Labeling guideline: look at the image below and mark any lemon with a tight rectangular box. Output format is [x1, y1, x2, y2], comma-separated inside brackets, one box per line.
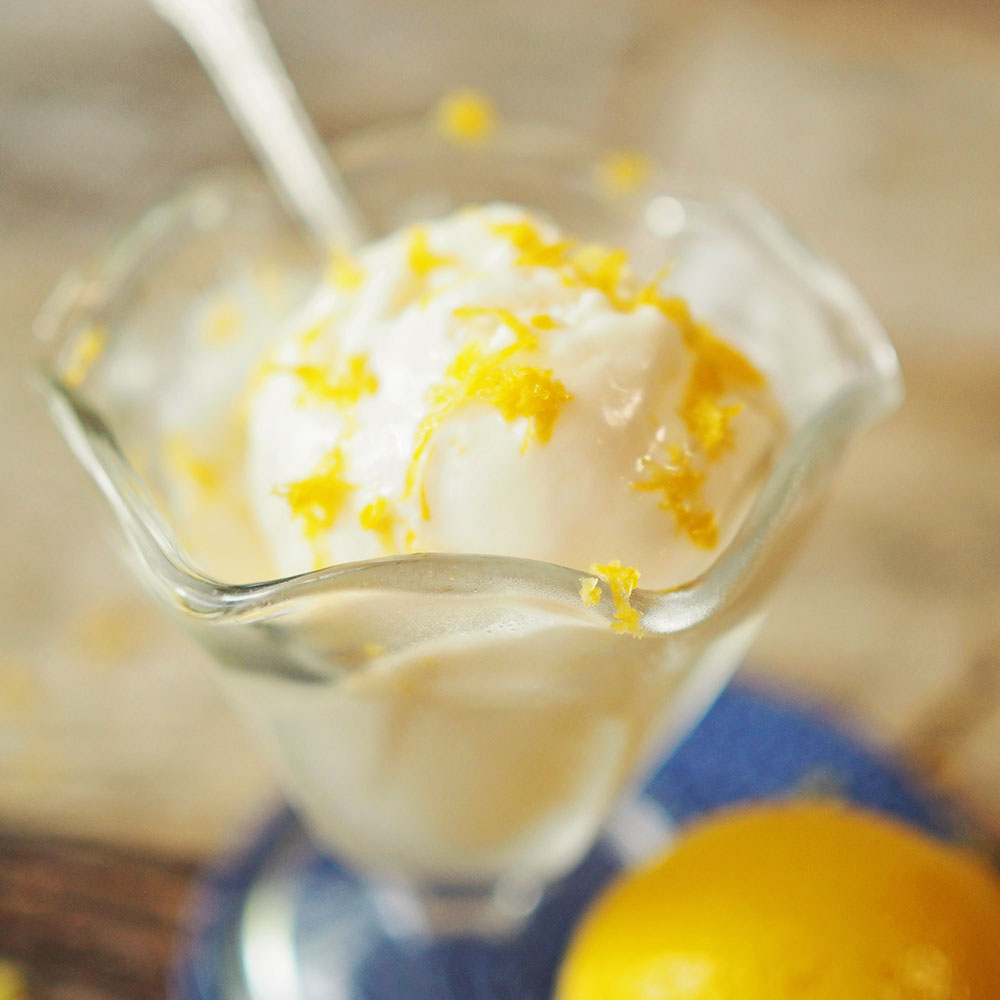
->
[557, 801, 1000, 1000]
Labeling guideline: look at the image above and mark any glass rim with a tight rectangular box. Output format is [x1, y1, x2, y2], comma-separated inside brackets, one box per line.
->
[34, 119, 903, 634]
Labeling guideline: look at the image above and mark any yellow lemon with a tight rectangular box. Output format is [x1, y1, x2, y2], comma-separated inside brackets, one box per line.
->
[557, 801, 1000, 1000]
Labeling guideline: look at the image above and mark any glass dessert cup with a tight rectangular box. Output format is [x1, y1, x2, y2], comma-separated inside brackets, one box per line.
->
[37, 122, 901, 987]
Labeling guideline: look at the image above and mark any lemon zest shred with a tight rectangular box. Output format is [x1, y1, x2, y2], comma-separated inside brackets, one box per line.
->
[579, 576, 601, 608]
[326, 247, 366, 292]
[492, 220, 635, 310]
[203, 298, 244, 345]
[596, 149, 653, 197]
[531, 313, 560, 330]
[590, 560, 644, 637]
[61, 324, 107, 387]
[164, 433, 222, 496]
[360, 496, 400, 553]
[442, 351, 570, 445]
[285, 354, 378, 409]
[408, 226, 458, 278]
[433, 88, 497, 146]
[686, 325, 765, 388]
[297, 320, 328, 353]
[631, 444, 719, 549]
[682, 392, 744, 461]
[637, 285, 765, 458]
[679, 325, 762, 458]
[489, 219, 575, 269]
[420, 481, 431, 522]
[565, 244, 633, 311]
[521, 238, 575, 269]
[404, 312, 571, 498]
[278, 447, 355, 540]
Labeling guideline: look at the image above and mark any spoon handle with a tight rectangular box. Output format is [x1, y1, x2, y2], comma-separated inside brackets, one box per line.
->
[150, 0, 366, 247]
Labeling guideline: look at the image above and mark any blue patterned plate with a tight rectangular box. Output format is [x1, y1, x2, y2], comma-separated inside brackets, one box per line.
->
[171, 682, 962, 1000]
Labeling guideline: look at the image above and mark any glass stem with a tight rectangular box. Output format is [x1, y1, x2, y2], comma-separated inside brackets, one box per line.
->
[367, 873, 547, 941]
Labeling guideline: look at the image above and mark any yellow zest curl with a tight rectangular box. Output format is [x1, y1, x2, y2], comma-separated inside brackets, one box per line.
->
[579, 577, 601, 608]
[405, 309, 572, 496]
[61, 324, 107, 387]
[631, 444, 718, 549]
[682, 392, 744, 461]
[287, 354, 378, 409]
[489, 219, 574, 269]
[531, 313, 559, 330]
[434, 88, 497, 146]
[565, 244, 633, 310]
[408, 226, 458, 278]
[492, 219, 635, 311]
[590, 560, 644, 637]
[279, 447, 355, 539]
[679, 323, 762, 458]
[203, 298, 244, 345]
[326, 248, 366, 292]
[297, 320, 328, 353]
[596, 149, 653, 197]
[165, 433, 221, 497]
[638, 287, 764, 459]
[360, 496, 401, 553]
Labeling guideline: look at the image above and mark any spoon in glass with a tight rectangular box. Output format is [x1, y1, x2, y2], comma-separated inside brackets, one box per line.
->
[149, 0, 367, 248]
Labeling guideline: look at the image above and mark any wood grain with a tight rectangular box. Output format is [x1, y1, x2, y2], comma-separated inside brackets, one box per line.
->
[0, 836, 195, 1000]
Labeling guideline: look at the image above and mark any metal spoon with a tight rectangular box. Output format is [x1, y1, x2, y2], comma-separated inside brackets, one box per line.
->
[149, 0, 367, 247]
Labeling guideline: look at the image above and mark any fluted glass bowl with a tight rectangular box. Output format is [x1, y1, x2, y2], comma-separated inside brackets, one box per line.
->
[36, 121, 901, 932]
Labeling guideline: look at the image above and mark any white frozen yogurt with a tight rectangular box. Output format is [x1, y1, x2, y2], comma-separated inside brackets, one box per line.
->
[244, 203, 784, 590]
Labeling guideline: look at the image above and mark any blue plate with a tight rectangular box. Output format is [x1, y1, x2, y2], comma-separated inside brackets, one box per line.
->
[171, 682, 963, 1000]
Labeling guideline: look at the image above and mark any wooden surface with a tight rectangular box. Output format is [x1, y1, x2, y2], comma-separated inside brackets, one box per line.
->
[0, 835, 194, 999]
[1, 0, 999, 981]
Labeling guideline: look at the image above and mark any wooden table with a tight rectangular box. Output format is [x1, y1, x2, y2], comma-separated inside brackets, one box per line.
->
[1, 0, 998, 992]
[0, 835, 193, 1000]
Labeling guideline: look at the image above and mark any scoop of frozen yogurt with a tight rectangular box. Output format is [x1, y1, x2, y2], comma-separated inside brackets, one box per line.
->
[243, 203, 785, 590]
